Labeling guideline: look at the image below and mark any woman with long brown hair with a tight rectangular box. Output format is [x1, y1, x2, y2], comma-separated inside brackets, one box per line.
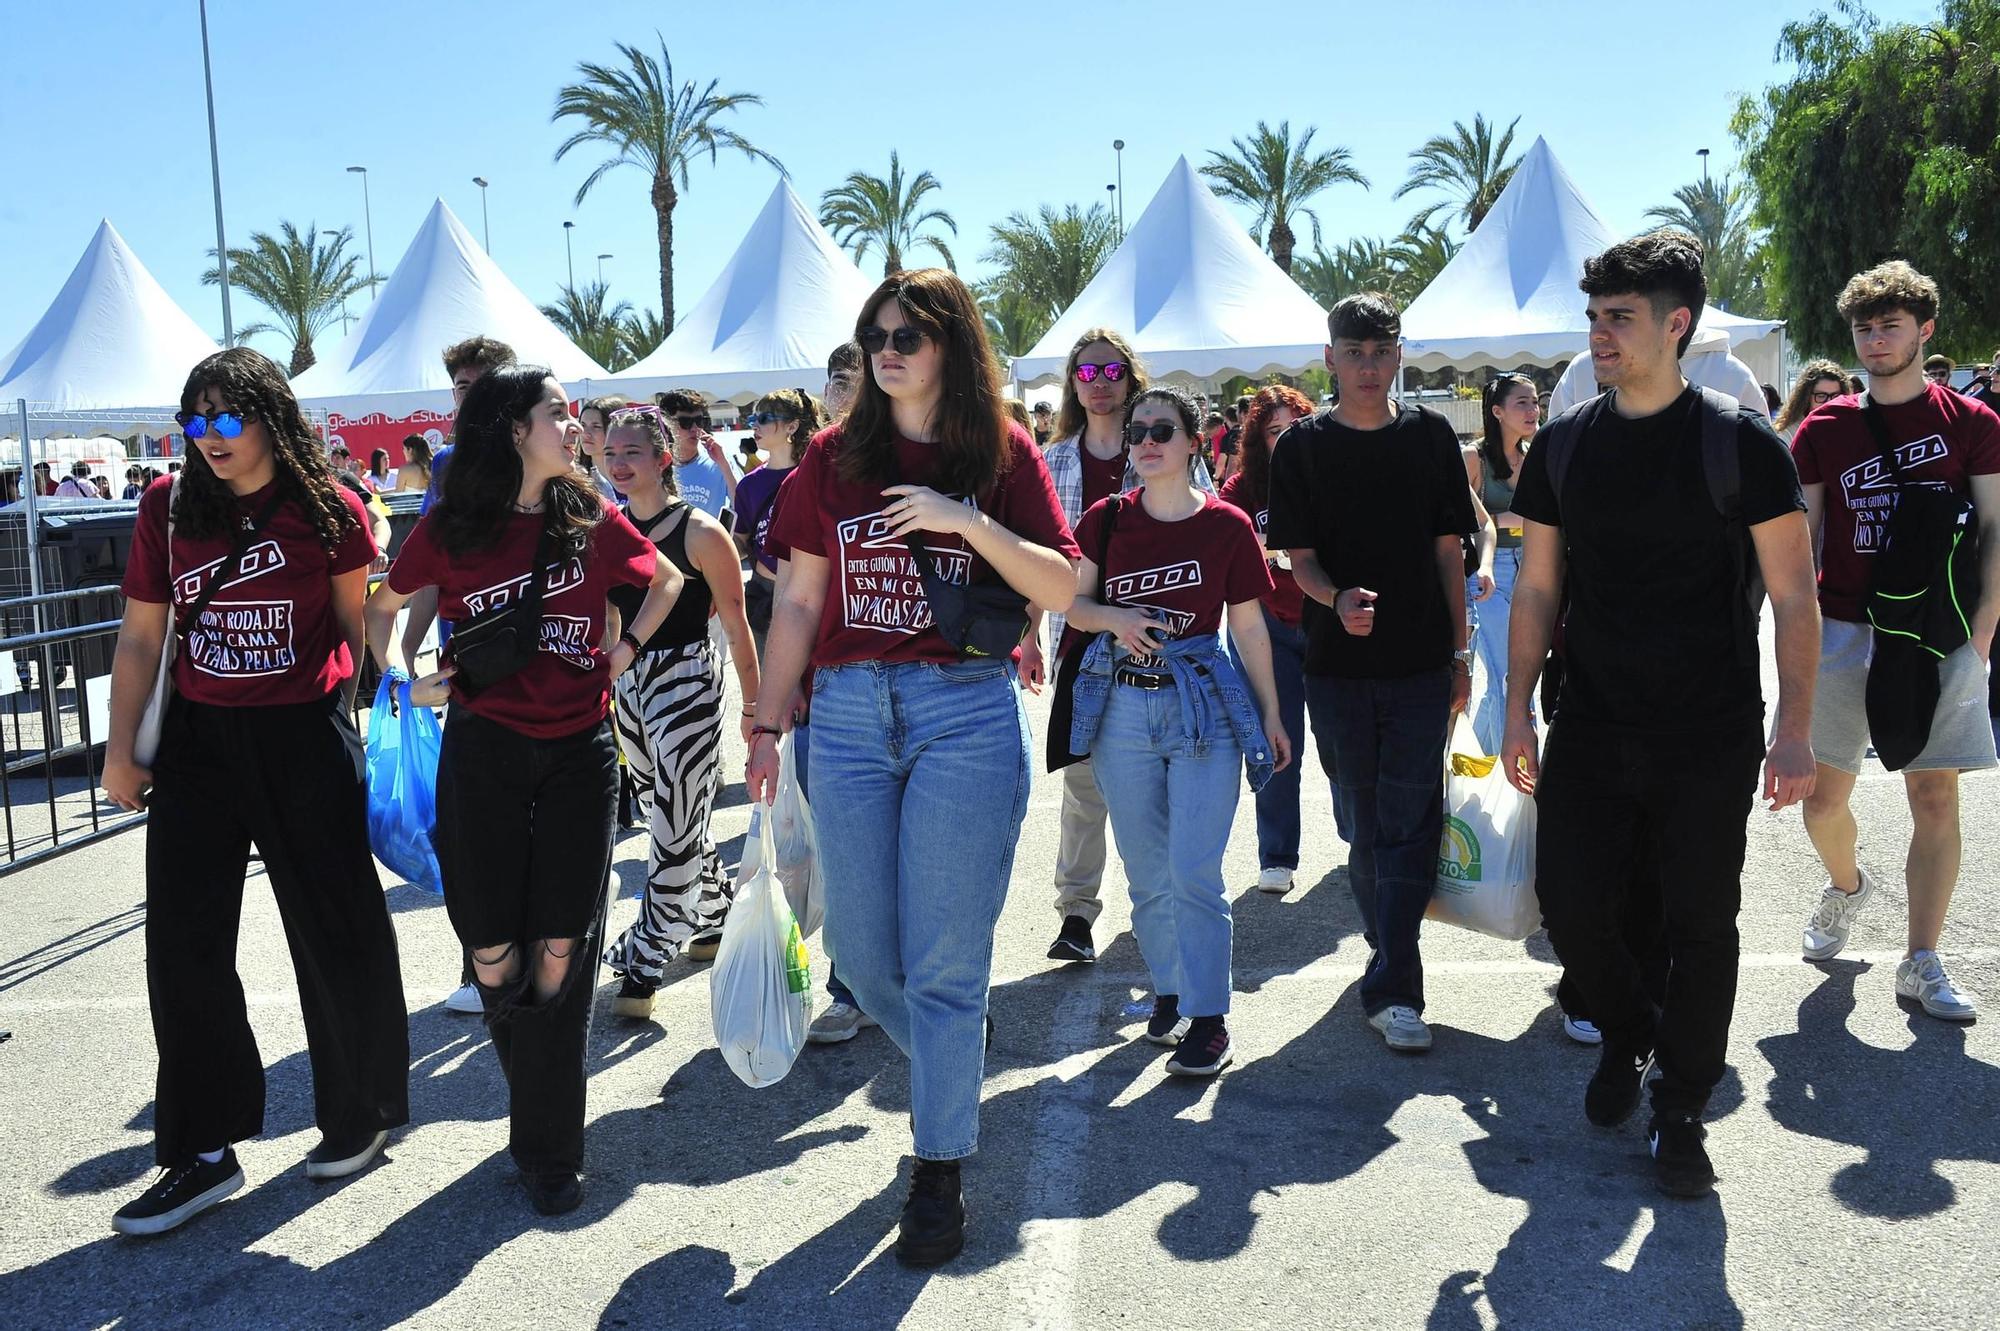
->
[1219, 383, 1320, 892]
[1461, 372, 1537, 755]
[1775, 359, 1850, 441]
[102, 347, 409, 1235]
[745, 269, 1078, 1266]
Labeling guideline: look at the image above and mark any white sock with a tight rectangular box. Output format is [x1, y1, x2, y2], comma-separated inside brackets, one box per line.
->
[197, 1148, 225, 1165]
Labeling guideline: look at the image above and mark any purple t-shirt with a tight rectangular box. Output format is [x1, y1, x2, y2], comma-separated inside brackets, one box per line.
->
[733, 465, 793, 573]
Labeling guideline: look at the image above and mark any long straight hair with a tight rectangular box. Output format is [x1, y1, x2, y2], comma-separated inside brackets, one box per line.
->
[1480, 372, 1537, 481]
[836, 269, 1013, 494]
[1056, 326, 1147, 444]
[436, 364, 601, 559]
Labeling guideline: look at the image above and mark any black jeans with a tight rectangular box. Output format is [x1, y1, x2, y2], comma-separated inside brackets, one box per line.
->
[1536, 718, 1763, 1118]
[436, 709, 617, 1175]
[146, 692, 409, 1167]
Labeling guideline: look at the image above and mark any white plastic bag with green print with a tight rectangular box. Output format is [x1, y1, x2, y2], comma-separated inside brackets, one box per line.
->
[711, 804, 814, 1087]
[1430, 719, 1540, 941]
[770, 733, 823, 937]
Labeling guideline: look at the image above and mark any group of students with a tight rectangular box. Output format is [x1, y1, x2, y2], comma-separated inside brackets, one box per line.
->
[94, 234, 1995, 1266]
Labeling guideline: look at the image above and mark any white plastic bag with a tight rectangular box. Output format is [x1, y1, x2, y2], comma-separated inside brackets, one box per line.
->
[1430, 721, 1541, 941]
[768, 733, 824, 937]
[711, 805, 814, 1088]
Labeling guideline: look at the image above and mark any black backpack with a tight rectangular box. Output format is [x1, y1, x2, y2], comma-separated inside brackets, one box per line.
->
[1536, 385, 1766, 615]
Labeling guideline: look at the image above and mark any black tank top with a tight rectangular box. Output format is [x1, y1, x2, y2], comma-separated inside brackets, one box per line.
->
[608, 502, 714, 653]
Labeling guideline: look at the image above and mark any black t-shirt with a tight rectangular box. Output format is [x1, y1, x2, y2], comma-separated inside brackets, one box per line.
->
[1511, 386, 1804, 733]
[1265, 404, 1478, 678]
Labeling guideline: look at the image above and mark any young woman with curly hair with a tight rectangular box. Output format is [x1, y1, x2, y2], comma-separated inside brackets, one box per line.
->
[103, 347, 410, 1235]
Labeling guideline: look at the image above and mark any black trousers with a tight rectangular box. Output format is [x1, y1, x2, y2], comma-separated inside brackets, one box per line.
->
[435, 709, 617, 1175]
[145, 692, 409, 1167]
[1535, 718, 1763, 1119]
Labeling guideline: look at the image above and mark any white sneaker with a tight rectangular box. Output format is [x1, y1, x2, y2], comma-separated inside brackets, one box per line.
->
[1802, 865, 1876, 961]
[444, 983, 484, 1015]
[1256, 867, 1294, 894]
[1368, 1004, 1432, 1052]
[1895, 951, 1977, 1022]
[807, 1001, 877, 1045]
[1562, 1012, 1603, 1045]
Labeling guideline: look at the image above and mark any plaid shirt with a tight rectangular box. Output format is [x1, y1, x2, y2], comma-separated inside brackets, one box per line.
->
[1041, 432, 1215, 650]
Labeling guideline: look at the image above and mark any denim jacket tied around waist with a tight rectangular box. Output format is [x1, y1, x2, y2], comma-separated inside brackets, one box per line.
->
[1068, 630, 1274, 792]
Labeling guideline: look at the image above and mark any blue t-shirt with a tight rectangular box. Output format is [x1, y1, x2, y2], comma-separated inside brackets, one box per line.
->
[420, 444, 454, 516]
[674, 453, 731, 521]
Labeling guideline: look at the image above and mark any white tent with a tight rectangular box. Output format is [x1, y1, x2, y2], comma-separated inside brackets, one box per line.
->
[0, 220, 220, 418]
[1013, 156, 1331, 387]
[1399, 137, 1785, 385]
[602, 180, 877, 404]
[294, 199, 608, 416]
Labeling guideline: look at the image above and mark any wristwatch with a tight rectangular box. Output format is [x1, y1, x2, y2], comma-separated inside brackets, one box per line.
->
[1452, 648, 1474, 674]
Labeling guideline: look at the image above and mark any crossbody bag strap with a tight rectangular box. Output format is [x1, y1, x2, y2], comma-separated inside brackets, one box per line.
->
[173, 486, 286, 637]
[513, 519, 561, 634]
[1857, 393, 1911, 484]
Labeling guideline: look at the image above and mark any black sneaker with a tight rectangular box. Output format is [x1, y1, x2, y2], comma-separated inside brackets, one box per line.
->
[896, 1158, 965, 1266]
[111, 1151, 244, 1236]
[524, 1170, 584, 1216]
[612, 973, 656, 1021]
[1584, 1044, 1655, 1127]
[1166, 1016, 1233, 1076]
[1046, 915, 1096, 963]
[304, 1128, 388, 1180]
[1143, 994, 1190, 1046]
[1649, 1114, 1716, 1197]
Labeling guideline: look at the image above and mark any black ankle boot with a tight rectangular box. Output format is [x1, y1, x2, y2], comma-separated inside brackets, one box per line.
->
[896, 1158, 965, 1266]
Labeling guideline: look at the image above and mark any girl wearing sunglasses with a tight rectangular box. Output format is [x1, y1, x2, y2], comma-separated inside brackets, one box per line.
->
[1064, 385, 1292, 1078]
[733, 388, 824, 653]
[595, 406, 760, 1019]
[102, 348, 409, 1235]
[745, 269, 1079, 1266]
[364, 366, 684, 1217]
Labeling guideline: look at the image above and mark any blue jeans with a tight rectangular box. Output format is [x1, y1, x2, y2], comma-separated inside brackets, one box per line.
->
[1091, 679, 1243, 1017]
[790, 720, 854, 1008]
[1467, 548, 1524, 756]
[1308, 668, 1451, 1016]
[807, 659, 1031, 1159]
[1230, 604, 1308, 870]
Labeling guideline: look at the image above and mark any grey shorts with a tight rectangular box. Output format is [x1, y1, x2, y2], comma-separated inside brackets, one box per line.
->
[1812, 617, 1998, 775]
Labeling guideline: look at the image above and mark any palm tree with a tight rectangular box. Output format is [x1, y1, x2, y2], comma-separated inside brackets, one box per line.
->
[621, 307, 669, 362]
[981, 203, 1119, 321]
[1394, 113, 1524, 235]
[977, 286, 1053, 359]
[818, 152, 957, 273]
[542, 282, 635, 372]
[200, 221, 369, 375]
[1200, 120, 1370, 273]
[1291, 237, 1403, 307]
[1643, 175, 1769, 313]
[553, 37, 783, 331]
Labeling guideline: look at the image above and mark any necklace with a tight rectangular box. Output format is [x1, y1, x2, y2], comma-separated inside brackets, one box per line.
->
[511, 500, 544, 514]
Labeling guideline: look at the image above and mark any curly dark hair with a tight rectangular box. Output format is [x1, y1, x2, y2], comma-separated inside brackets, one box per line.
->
[1581, 230, 1707, 357]
[173, 348, 359, 552]
[1236, 384, 1315, 509]
[436, 365, 601, 559]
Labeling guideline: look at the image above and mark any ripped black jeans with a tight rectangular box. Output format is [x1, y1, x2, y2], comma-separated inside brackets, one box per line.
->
[436, 708, 618, 1176]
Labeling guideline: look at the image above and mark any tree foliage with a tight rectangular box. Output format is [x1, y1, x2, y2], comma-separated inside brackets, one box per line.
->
[819, 151, 957, 274]
[1394, 114, 1523, 235]
[1201, 121, 1369, 273]
[541, 281, 636, 371]
[980, 203, 1119, 326]
[1292, 226, 1462, 309]
[1732, 0, 2000, 355]
[1643, 176, 1770, 316]
[201, 221, 369, 375]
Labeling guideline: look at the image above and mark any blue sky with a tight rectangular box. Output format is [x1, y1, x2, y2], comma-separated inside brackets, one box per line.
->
[1, 0, 1934, 358]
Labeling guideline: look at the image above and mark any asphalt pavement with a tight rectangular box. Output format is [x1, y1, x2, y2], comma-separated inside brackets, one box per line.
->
[1, 662, 1995, 1330]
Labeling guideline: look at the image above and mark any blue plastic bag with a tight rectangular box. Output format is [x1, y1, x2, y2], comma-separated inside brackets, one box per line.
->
[365, 670, 444, 894]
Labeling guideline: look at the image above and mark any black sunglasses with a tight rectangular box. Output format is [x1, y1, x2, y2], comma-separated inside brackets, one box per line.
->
[1124, 421, 1182, 446]
[672, 414, 705, 429]
[858, 325, 929, 356]
[747, 411, 797, 428]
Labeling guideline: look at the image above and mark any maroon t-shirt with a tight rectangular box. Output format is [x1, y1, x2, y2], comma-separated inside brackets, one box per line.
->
[1218, 471, 1304, 628]
[1073, 489, 1273, 669]
[769, 421, 1079, 668]
[122, 476, 376, 706]
[388, 501, 658, 737]
[1791, 382, 2000, 622]
[1080, 442, 1126, 513]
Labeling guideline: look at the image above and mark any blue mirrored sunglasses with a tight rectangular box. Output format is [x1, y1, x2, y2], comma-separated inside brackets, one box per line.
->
[176, 410, 246, 441]
[747, 411, 796, 427]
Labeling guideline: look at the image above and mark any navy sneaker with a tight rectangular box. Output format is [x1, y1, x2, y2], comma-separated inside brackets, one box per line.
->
[1166, 1016, 1233, 1077]
[1144, 994, 1190, 1046]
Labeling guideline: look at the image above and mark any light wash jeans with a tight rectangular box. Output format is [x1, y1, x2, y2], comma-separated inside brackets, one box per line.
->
[1230, 604, 1308, 870]
[807, 659, 1031, 1159]
[1467, 547, 1524, 756]
[1090, 678, 1243, 1018]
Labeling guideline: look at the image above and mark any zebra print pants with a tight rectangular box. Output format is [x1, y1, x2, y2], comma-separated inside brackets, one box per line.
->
[603, 640, 732, 985]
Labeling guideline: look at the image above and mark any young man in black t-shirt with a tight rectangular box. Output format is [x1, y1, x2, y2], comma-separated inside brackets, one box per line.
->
[1268, 292, 1477, 1056]
[1503, 230, 1821, 1198]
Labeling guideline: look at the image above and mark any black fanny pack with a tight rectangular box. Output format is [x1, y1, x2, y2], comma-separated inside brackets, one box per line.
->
[905, 531, 1031, 659]
[449, 524, 557, 695]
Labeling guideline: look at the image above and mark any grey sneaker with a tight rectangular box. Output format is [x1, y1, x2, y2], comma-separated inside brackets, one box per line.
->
[1803, 865, 1876, 961]
[1368, 1004, 1432, 1052]
[807, 1000, 877, 1045]
[1895, 951, 1977, 1022]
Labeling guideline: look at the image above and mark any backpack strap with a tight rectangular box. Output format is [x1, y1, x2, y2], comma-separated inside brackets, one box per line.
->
[1536, 392, 1609, 517]
[1695, 385, 1742, 523]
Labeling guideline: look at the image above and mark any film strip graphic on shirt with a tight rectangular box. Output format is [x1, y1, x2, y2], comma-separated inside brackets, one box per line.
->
[461, 557, 588, 617]
[172, 541, 288, 603]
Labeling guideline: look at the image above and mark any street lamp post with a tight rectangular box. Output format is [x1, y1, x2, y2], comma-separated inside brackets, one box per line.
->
[198, 0, 233, 343]
[1697, 147, 1710, 184]
[347, 166, 376, 290]
[1113, 139, 1125, 239]
[563, 222, 576, 291]
[596, 253, 612, 287]
[472, 176, 490, 251]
